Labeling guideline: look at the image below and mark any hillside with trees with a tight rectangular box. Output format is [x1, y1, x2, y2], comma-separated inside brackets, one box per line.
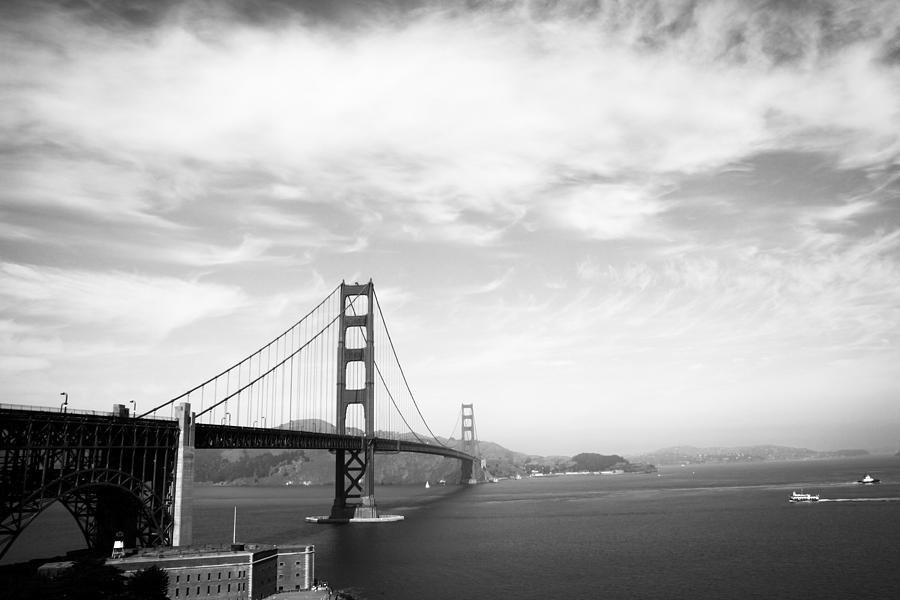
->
[629, 445, 870, 466]
[193, 433, 654, 485]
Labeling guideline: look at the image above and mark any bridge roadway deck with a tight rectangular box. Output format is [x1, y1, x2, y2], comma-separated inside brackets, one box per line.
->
[0, 406, 473, 462]
[194, 424, 474, 462]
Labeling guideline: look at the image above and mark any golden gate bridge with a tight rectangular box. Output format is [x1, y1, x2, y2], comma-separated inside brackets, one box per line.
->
[0, 281, 484, 560]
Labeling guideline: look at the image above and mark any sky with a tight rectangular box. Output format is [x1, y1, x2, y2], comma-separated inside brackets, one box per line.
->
[2, 0, 899, 456]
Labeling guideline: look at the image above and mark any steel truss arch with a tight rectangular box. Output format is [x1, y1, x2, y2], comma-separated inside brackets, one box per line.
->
[1, 469, 173, 560]
[1, 407, 179, 561]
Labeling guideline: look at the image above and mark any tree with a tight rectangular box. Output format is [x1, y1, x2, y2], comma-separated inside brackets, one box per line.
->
[126, 565, 170, 600]
[9, 558, 172, 600]
[49, 558, 127, 600]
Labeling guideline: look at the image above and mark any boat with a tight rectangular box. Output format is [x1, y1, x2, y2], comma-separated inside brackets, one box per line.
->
[425, 481, 430, 489]
[438, 479, 446, 486]
[789, 491, 820, 503]
[857, 473, 880, 484]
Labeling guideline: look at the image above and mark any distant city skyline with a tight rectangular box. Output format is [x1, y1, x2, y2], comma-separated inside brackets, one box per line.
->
[1, 0, 899, 456]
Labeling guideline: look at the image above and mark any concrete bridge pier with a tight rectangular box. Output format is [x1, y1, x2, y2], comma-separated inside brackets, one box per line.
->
[460, 458, 475, 485]
[172, 402, 194, 546]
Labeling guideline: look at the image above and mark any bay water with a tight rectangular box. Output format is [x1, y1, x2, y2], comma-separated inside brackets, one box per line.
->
[6, 456, 900, 598]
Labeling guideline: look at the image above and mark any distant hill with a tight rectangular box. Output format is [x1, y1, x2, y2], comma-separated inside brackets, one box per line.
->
[629, 445, 870, 466]
[193, 427, 653, 485]
[194, 431, 532, 486]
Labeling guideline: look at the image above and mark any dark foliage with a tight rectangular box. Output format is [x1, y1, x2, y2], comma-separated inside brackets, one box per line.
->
[569, 453, 626, 472]
[49, 558, 127, 600]
[127, 565, 169, 600]
[194, 450, 305, 483]
[0, 559, 171, 600]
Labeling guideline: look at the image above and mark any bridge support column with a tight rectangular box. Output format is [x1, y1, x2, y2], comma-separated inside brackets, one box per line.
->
[304, 281, 401, 523]
[173, 402, 194, 546]
[327, 281, 380, 521]
[460, 404, 481, 484]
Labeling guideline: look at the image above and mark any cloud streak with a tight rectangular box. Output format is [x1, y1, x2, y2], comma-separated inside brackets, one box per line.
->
[3, 0, 899, 243]
[0, 262, 248, 339]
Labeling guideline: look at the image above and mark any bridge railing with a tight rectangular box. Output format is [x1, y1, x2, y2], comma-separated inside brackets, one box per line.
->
[0, 403, 176, 420]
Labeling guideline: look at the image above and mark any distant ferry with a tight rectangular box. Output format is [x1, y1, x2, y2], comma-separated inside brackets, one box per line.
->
[857, 473, 881, 484]
[789, 491, 820, 503]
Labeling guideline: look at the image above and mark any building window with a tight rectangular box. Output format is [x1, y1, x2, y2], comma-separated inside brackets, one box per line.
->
[207, 573, 211, 581]
[187, 574, 191, 582]
[185, 589, 189, 597]
[218, 572, 221, 580]
[217, 585, 221, 593]
[206, 585, 210, 594]
[175, 590, 179, 597]
[227, 584, 230, 592]
[295, 561, 301, 566]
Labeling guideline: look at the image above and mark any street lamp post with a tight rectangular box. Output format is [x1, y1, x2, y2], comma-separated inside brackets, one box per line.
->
[129, 400, 136, 417]
[59, 392, 68, 413]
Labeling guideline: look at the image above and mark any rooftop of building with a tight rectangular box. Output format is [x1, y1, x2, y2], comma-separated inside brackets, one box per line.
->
[107, 542, 313, 564]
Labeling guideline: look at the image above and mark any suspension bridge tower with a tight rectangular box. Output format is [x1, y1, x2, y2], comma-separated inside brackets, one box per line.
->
[460, 403, 484, 484]
[328, 281, 382, 520]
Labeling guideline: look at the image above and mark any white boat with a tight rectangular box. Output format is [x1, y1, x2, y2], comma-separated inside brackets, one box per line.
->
[789, 491, 820, 503]
[857, 473, 880, 484]
[425, 481, 430, 489]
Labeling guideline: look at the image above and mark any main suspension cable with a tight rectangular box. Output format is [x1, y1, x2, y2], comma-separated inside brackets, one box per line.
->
[372, 289, 447, 448]
[139, 283, 342, 418]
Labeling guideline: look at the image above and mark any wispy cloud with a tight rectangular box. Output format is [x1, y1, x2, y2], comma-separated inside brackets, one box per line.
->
[547, 184, 671, 240]
[0, 262, 248, 340]
[3, 1, 899, 246]
[160, 235, 274, 267]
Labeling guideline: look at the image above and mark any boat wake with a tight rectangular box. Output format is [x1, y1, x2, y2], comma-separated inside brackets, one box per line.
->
[817, 497, 900, 503]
